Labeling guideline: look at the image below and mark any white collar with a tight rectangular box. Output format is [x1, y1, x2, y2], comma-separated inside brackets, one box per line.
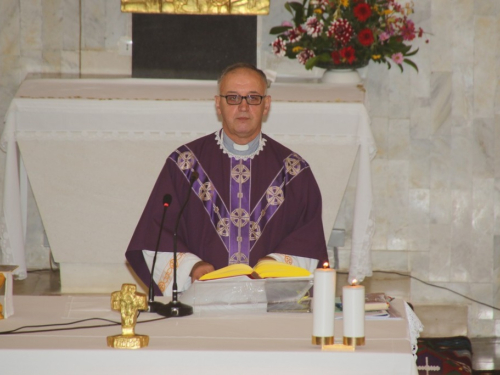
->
[215, 130, 266, 161]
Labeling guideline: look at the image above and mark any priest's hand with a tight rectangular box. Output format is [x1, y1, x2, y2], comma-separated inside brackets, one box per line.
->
[190, 261, 215, 282]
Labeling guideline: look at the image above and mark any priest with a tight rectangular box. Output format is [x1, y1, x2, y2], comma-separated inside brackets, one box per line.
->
[126, 63, 328, 296]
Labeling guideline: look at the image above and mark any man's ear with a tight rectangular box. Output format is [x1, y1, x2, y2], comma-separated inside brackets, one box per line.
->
[263, 95, 271, 115]
[215, 95, 222, 115]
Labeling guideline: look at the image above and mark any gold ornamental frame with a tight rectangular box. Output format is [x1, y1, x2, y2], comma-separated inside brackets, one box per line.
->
[121, 0, 270, 15]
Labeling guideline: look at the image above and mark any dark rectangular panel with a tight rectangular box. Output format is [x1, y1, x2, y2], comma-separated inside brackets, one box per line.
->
[132, 14, 257, 80]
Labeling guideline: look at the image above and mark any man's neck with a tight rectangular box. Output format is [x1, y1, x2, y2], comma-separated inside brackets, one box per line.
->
[222, 131, 261, 157]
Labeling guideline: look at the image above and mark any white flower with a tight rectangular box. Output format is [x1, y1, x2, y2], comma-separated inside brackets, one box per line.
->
[297, 49, 315, 65]
[272, 37, 287, 57]
[305, 16, 324, 38]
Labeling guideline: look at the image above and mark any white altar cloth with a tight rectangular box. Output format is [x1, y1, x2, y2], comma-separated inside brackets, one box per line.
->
[0, 78, 376, 291]
[0, 296, 416, 375]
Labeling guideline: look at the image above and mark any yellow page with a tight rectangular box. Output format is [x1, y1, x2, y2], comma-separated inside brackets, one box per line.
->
[199, 264, 258, 281]
[253, 260, 311, 278]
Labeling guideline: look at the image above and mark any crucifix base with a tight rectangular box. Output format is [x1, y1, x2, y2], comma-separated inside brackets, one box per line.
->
[107, 334, 149, 349]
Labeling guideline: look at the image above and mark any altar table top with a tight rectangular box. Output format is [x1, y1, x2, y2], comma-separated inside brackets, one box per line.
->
[0, 296, 417, 375]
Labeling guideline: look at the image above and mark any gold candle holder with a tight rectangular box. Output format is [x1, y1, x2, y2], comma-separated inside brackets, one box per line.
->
[312, 336, 334, 346]
[343, 336, 366, 347]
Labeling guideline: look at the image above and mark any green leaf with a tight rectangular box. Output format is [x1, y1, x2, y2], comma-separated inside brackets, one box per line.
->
[270, 26, 293, 35]
[317, 53, 331, 63]
[405, 48, 419, 57]
[287, 1, 304, 20]
[404, 58, 419, 72]
[305, 56, 320, 70]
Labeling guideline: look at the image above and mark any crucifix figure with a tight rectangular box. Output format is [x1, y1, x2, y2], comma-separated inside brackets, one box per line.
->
[107, 284, 149, 349]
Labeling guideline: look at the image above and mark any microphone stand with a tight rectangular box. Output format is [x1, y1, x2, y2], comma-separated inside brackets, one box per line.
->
[154, 172, 198, 317]
[148, 194, 172, 313]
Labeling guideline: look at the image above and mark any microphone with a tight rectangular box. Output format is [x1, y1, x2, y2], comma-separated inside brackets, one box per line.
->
[154, 170, 198, 317]
[147, 193, 172, 313]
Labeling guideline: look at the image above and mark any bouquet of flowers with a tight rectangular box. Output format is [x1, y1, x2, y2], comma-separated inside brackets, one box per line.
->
[270, 0, 426, 71]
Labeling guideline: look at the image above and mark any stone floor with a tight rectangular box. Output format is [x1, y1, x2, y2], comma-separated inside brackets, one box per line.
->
[9, 269, 500, 371]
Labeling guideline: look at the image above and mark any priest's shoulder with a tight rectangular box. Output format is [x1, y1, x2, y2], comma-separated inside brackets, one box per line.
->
[184, 132, 215, 151]
[262, 134, 308, 161]
[166, 132, 216, 160]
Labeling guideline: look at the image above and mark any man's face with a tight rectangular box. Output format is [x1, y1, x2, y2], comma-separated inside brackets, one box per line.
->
[215, 68, 271, 145]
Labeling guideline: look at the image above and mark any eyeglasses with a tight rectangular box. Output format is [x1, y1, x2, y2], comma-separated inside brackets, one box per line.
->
[219, 94, 266, 105]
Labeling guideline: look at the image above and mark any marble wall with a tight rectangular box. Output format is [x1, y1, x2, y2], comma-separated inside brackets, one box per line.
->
[0, 0, 499, 337]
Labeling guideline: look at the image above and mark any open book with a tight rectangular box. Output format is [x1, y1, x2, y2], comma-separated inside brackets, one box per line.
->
[199, 260, 311, 281]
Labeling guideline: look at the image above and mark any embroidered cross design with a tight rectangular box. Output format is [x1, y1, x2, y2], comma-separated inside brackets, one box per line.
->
[285, 154, 303, 176]
[199, 182, 212, 201]
[217, 218, 230, 237]
[250, 221, 261, 241]
[229, 251, 249, 264]
[230, 208, 250, 228]
[231, 163, 251, 184]
[266, 186, 284, 205]
[177, 151, 194, 170]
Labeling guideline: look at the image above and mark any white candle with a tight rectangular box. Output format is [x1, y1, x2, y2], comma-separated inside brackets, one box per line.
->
[342, 281, 365, 346]
[312, 264, 336, 345]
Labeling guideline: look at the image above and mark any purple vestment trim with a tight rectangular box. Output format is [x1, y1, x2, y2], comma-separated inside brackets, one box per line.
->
[229, 158, 252, 264]
[169, 145, 231, 252]
[169, 147, 309, 264]
[249, 153, 309, 248]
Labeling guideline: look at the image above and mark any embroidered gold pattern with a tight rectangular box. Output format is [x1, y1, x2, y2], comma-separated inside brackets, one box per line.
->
[230, 208, 250, 227]
[250, 221, 261, 241]
[157, 253, 185, 293]
[229, 252, 249, 264]
[284, 255, 293, 265]
[266, 186, 284, 205]
[177, 151, 194, 170]
[217, 218, 230, 237]
[285, 154, 303, 176]
[231, 163, 251, 184]
[199, 182, 212, 201]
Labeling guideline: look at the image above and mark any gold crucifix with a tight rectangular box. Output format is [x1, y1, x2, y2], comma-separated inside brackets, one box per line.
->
[107, 284, 149, 349]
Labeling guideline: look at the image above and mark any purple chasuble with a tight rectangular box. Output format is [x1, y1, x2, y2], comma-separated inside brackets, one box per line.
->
[126, 132, 328, 295]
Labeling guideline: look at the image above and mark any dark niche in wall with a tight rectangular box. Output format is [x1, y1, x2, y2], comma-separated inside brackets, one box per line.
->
[132, 14, 257, 80]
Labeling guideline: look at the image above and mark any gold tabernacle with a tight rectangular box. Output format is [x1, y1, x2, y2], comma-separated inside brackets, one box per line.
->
[121, 0, 270, 15]
[107, 284, 149, 349]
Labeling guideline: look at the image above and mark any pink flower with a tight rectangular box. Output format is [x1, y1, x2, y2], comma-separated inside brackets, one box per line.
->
[297, 49, 315, 65]
[282, 21, 293, 28]
[272, 38, 287, 57]
[305, 16, 324, 38]
[379, 31, 390, 42]
[391, 52, 404, 64]
[401, 19, 416, 41]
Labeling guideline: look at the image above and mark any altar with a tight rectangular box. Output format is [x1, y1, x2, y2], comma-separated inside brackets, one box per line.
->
[0, 296, 417, 375]
[1, 78, 376, 292]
